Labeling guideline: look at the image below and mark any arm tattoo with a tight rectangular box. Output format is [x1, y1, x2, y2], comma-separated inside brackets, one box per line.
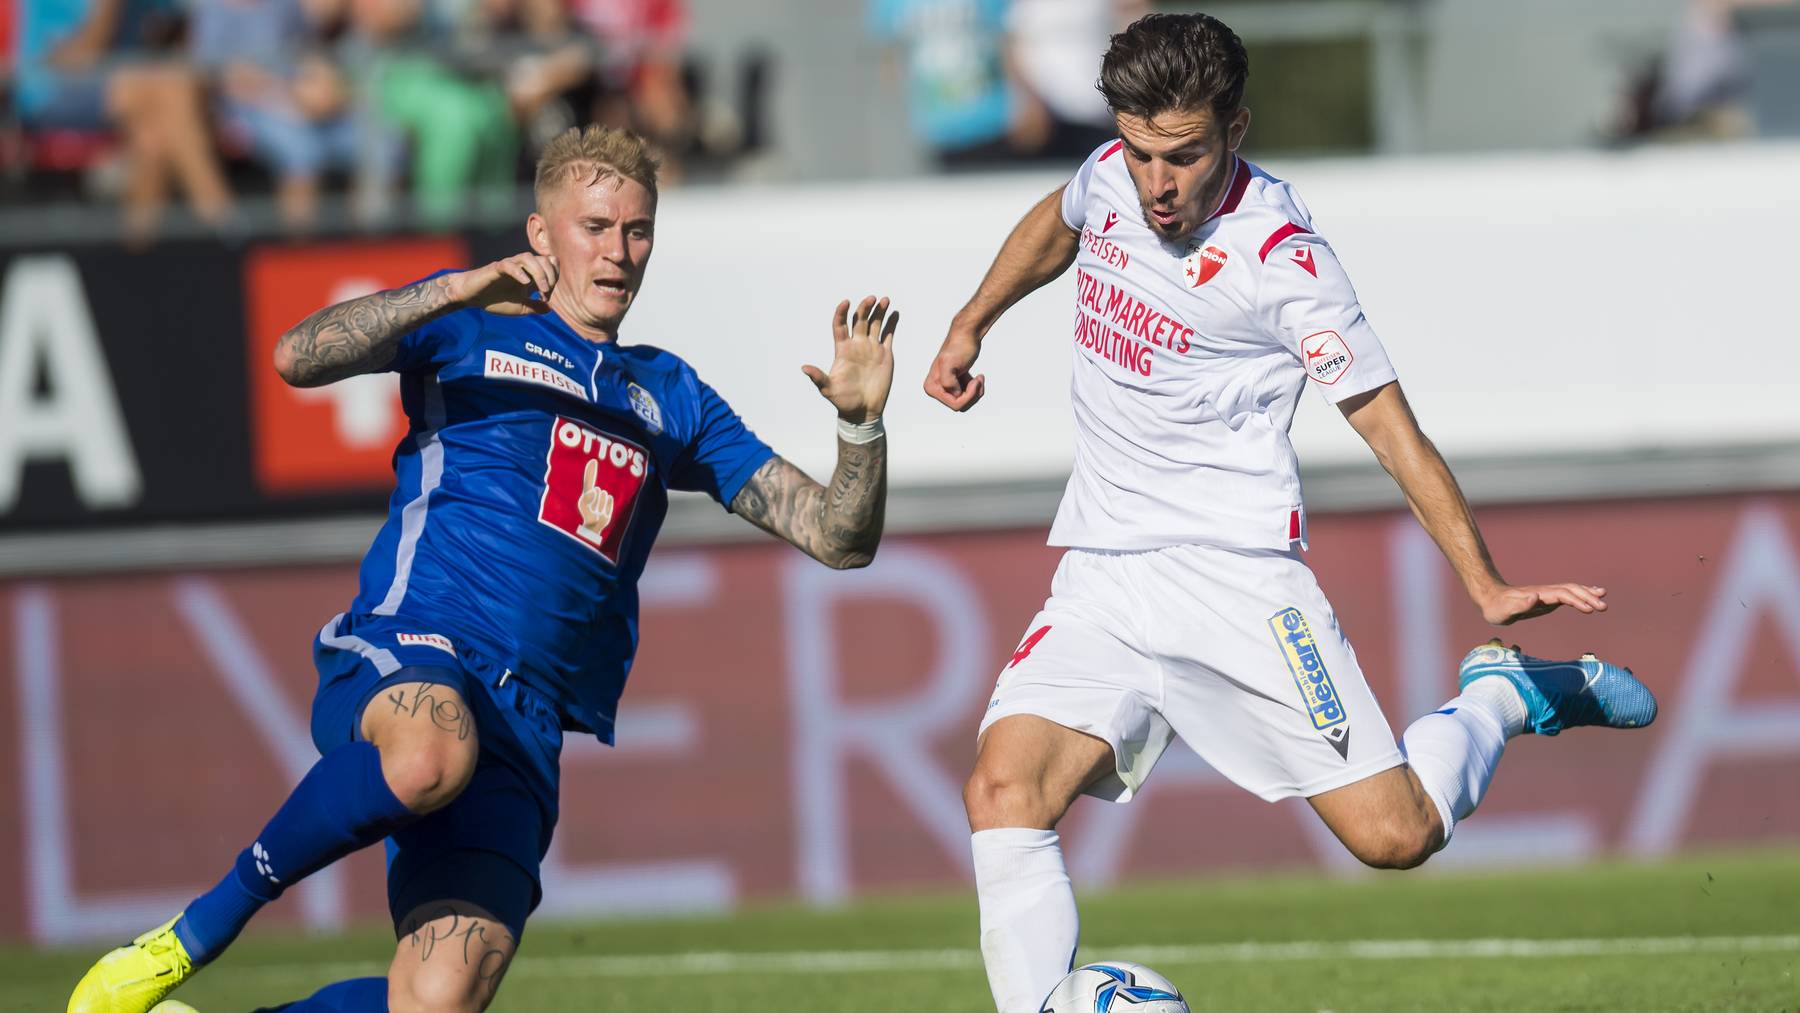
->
[274, 274, 459, 387]
[732, 438, 887, 569]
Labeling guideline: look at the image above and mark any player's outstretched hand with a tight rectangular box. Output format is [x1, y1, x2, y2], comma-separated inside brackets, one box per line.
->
[449, 253, 560, 315]
[924, 329, 985, 411]
[1479, 582, 1608, 626]
[804, 296, 898, 423]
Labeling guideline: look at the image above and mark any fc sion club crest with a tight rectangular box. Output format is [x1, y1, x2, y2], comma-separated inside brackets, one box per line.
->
[1183, 245, 1228, 288]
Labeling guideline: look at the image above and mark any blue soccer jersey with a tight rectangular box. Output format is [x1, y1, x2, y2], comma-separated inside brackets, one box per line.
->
[343, 287, 773, 742]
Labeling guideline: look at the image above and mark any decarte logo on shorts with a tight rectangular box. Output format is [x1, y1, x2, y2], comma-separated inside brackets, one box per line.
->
[538, 416, 649, 563]
[1300, 330, 1352, 385]
[1268, 606, 1352, 760]
[395, 632, 456, 656]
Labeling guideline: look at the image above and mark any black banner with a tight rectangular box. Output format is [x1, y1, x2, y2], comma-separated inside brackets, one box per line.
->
[0, 232, 519, 532]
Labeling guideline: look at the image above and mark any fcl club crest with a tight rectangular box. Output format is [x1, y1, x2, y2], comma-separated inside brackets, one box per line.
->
[627, 382, 663, 434]
[1183, 245, 1228, 288]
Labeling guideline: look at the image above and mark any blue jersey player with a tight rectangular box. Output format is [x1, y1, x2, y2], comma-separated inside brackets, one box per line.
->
[69, 126, 901, 1013]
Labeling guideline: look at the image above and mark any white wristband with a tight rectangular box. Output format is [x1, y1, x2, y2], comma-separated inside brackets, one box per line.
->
[837, 416, 885, 444]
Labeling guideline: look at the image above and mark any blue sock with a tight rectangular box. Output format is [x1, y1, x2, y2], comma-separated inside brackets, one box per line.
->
[254, 976, 388, 1012]
[175, 742, 416, 964]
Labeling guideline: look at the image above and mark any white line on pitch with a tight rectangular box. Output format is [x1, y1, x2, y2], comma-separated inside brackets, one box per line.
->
[223, 934, 1800, 982]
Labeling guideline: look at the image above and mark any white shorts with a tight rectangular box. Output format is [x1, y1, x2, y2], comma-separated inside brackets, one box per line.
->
[979, 544, 1404, 803]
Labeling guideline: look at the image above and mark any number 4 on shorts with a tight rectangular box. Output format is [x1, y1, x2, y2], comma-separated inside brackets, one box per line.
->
[1008, 625, 1053, 669]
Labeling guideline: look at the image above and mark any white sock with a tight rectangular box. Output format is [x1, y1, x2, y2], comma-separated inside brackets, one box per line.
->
[972, 828, 1078, 1013]
[1399, 688, 1513, 846]
[1463, 675, 1528, 737]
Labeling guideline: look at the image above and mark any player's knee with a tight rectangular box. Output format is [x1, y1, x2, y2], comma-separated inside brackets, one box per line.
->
[381, 740, 478, 814]
[963, 767, 1053, 830]
[389, 964, 490, 1013]
[1345, 818, 1438, 871]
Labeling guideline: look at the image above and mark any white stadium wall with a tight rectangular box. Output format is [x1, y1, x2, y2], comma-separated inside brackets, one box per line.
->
[632, 142, 1800, 487]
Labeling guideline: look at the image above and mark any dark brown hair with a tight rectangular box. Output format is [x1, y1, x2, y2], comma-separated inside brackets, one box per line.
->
[1099, 12, 1249, 122]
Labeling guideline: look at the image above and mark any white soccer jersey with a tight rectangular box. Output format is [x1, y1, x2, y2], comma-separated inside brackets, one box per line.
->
[1048, 140, 1398, 552]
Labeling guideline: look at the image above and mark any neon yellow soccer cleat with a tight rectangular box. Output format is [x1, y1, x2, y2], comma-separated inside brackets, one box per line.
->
[67, 916, 197, 1013]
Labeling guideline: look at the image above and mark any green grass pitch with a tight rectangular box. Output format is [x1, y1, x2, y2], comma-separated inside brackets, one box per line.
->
[8, 850, 1796, 1012]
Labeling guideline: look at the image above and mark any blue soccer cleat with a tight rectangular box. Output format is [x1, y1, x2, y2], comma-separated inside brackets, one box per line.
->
[1457, 639, 1657, 736]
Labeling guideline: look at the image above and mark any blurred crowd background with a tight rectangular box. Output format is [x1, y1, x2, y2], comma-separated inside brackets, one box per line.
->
[3, 0, 1797, 243]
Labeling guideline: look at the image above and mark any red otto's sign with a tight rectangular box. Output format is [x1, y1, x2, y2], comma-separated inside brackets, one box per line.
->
[2, 493, 1798, 942]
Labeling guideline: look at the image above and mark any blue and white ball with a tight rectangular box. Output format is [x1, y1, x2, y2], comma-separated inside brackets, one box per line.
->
[1038, 961, 1190, 1012]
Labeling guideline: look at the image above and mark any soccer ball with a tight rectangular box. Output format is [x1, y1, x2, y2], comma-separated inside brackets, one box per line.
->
[1039, 961, 1190, 1012]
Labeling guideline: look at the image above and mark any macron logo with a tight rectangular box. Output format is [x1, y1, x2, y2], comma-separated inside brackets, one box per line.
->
[1102, 210, 1120, 233]
[1292, 246, 1318, 277]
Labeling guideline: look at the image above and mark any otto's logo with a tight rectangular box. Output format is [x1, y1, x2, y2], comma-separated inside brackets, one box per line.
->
[396, 632, 456, 656]
[1268, 607, 1351, 759]
[628, 382, 663, 434]
[1300, 330, 1352, 385]
[1102, 210, 1120, 233]
[538, 416, 648, 563]
[1183, 245, 1228, 288]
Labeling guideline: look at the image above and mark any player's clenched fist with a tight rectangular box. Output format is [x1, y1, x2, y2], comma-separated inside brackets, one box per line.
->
[576, 458, 615, 544]
[449, 253, 561, 315]
[804, 296, 899, 423]
[924, 328, 986, 412]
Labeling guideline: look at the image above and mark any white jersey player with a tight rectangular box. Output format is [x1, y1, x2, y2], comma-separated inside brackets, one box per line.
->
[922, 14, 1660, 1013]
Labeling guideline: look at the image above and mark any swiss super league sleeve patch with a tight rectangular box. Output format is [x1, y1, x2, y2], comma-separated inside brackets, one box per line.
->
[1299, 330, 1353, 385]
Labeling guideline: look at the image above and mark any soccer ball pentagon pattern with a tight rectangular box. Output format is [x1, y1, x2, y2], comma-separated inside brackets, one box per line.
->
[1039, 961, 1190, 1012]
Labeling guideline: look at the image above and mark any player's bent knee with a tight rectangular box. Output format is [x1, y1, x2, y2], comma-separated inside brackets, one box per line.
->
[388, 967, 491, 1013]
[380, 740, 479, 815]
[1344, 820, 1437, 871]
[963, 767, 1052, 830]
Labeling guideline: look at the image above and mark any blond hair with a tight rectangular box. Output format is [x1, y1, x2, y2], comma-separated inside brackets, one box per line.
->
[534, 125, 662, 208]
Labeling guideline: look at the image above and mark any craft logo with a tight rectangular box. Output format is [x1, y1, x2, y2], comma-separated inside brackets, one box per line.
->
[628, 382, 663, 434]
[1183, 245, 1228, 288]
[1300, 330, 1352, 385]
[396, 632, 456, 656]
[485, 349, 588, 401]
[538, 416, 648, 564]
[524, 340, 577, 371]
[1268, 606, 1351, 759]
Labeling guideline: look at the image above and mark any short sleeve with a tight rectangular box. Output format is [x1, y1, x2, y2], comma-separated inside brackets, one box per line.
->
[1256, 229, 1398, 403]
[1059, 140, 1116, 231]
[383, 270, 478, 375]
[670, 373, 776, 508]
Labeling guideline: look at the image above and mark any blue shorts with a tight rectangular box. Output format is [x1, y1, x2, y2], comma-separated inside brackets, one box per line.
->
[311, 613, 563, 940]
